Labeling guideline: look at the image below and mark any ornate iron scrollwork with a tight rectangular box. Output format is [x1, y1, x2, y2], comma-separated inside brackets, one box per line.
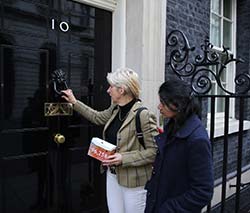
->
[166, 30, 250, 95]
[51, 69, 69, 95]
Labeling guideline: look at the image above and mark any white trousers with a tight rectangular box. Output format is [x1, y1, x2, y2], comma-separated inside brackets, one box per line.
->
[106, 170, 147, 213]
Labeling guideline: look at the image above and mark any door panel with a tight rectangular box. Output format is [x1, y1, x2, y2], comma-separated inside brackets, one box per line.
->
[0, 0, 112, 212]
[3, 0, 49, 39]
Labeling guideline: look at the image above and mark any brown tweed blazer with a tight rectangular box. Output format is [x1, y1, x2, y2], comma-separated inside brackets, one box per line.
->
[74, 100, 158, 188]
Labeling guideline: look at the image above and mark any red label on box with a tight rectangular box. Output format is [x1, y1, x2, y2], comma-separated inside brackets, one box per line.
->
[88, 140, 116, 161]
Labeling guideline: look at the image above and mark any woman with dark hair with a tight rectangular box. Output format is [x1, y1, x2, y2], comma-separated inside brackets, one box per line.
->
[145, 79, 214, 213]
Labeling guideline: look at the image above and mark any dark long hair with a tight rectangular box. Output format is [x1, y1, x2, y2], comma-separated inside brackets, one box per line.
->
[158, 79, 201, 136]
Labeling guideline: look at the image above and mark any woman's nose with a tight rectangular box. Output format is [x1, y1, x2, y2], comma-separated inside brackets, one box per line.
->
[157, 103, 161, 110]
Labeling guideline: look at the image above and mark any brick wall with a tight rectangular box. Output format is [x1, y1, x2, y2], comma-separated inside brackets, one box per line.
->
[236, 0, 250, 120]
[213, 131, 250, 180]
[165, 0, 210, 71]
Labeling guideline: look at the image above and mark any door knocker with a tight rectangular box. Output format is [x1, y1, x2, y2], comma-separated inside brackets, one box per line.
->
[51, 69, 69, 95]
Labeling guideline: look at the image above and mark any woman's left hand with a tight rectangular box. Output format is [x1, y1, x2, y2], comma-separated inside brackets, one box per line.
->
[102, 153, 122, 166]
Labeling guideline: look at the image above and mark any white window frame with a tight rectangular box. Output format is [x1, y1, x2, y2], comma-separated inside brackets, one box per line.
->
[210, 0, 236, 115]
[208, 0, 249, 137]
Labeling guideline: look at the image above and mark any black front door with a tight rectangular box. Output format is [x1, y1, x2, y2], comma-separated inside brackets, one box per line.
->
[0, 0, 111, 212]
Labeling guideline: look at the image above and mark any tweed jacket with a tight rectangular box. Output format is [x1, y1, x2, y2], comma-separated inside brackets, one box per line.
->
[74, 100, 158, 188]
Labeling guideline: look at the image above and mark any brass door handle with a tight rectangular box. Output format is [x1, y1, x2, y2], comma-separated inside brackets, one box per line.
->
[54, 133, 65, 144]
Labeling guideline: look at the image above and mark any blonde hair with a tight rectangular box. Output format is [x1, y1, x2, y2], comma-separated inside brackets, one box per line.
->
[107, 67, 141, 99]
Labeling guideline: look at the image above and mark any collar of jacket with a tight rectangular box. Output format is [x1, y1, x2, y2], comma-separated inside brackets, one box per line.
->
[103, 100, 143, 134]
[155, 114, 201, 150]
[175, 114, 201, 138]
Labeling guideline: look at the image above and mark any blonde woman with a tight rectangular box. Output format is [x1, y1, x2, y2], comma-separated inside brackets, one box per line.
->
[61, 67, 158, 213]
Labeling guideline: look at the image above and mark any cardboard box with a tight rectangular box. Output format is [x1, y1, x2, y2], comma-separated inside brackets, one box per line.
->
[88, 137, 116, 162]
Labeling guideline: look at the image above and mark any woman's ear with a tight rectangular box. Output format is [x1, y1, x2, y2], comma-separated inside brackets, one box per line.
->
[119, 86, 126, 95]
